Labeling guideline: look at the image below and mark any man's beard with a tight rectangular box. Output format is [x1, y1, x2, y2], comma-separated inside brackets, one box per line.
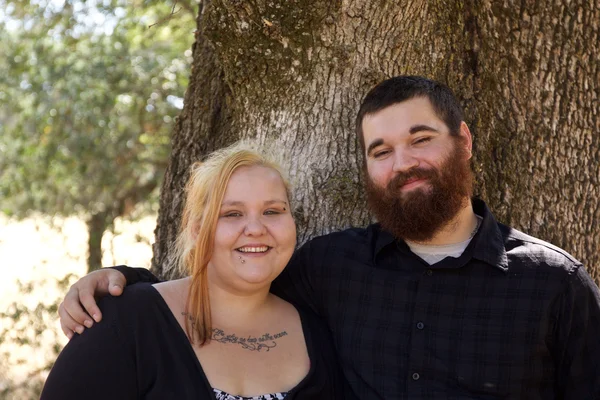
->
[365, 139, 473, 242]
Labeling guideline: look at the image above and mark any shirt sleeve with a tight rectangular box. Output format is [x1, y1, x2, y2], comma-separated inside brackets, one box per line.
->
[553, 265, 600, 399]
[271, 239, 322, 315]
[40, 297, 137, 399]
[110, 264, 162, 285]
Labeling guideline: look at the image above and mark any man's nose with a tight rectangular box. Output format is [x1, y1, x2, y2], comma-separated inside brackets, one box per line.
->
[244, 216, 267, 236]
[392, 148, 419, 173]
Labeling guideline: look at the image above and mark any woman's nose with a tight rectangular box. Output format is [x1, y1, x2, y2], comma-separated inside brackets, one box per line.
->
[244, 216, 267, 236]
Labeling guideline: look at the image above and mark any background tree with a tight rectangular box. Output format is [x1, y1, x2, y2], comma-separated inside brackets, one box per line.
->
[152, 0, 600, 284]
[0, 0, 196, 271]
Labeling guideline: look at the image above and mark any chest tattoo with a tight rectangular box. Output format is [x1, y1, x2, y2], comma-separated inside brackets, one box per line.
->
[212, 328, 288, 351]
[181, 312, 288, 352]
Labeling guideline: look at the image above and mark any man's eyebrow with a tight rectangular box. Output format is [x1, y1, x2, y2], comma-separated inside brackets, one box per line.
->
[366, 124, 440, 155]
[409, 124, 439, 134]
[366, 138, 384, 155]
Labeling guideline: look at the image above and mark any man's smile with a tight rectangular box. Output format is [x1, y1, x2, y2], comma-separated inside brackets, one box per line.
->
[400, 177, 428, 191]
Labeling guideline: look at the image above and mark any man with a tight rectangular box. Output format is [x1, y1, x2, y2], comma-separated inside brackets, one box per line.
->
[59, 76, 600, 399]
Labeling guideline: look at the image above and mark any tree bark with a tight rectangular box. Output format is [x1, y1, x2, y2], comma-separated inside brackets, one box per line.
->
[152, 0, 600, 284]
[87, 179, 160, 272]
[87, 211, 110, 272]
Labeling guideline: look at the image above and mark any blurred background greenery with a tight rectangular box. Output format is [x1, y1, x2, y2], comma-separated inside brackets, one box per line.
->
[0, 0, 196, 397]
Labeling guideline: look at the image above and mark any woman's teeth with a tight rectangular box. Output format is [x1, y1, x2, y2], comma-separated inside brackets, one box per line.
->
[237, 246, 269, 253]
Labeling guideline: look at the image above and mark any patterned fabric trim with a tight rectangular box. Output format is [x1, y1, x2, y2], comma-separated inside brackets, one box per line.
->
[213, 388, 288, 400]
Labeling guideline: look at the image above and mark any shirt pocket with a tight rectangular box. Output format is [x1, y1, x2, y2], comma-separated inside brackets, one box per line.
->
[448, 321, 526, 399]
[451, 374, 510, 399]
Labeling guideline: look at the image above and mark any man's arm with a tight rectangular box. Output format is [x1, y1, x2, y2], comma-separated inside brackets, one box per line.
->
[58, 265, 159, 338]
[553, 266, 600, 399]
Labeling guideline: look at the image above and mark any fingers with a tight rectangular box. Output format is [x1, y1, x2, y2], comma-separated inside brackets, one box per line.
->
[79, 288, 102, 324]
[57, 268, 128, 338]
[107, 271, 126, 296]
[62, 286, 96, 327]
[58, 300, 83, 339]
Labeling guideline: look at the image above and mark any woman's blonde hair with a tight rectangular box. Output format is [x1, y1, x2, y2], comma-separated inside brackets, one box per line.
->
[174, 141, 292, 345]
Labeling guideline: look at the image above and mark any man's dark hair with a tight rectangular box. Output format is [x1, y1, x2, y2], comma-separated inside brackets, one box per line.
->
[356, 76, 465, 154]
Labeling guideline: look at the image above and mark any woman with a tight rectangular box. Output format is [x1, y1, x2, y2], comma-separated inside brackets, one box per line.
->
[41, 143, 348, 399]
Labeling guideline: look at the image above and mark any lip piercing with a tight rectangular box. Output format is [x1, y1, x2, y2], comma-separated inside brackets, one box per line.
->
[238, 256, 245, 264]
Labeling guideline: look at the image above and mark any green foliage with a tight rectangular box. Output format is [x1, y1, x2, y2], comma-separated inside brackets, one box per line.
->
[0, 0, 196, 220]
[0, 274, 76, 400]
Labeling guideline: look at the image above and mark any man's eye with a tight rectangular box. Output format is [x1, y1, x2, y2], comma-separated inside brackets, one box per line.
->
[414, 137, 431, 145]
[373, 150, 390, 158]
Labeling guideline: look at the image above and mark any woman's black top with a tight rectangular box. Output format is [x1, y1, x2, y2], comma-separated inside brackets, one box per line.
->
[41, 283, 351, 399]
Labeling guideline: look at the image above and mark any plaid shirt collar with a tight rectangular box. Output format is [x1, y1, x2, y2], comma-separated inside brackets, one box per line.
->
[372, 198, 509, 272]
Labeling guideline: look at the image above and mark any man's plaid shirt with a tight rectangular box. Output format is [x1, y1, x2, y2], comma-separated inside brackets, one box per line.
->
[273, 199, 600, 400]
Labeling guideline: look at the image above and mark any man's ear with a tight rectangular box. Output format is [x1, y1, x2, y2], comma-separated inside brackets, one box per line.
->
[459, 121, 473, 160]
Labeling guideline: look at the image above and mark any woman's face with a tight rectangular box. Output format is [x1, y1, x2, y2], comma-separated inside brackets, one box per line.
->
[208, 165, 296, 292]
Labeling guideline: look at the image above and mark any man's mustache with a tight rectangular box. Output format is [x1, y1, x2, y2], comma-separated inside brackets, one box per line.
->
[388, 168, 438, 192]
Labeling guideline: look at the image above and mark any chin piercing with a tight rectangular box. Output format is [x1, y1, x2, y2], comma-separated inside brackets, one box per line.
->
[238, 256, 245, 264]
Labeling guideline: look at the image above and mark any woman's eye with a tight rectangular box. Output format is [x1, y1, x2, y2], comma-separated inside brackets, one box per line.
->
[264, 209, 281, 215]
[222, 212, 241, 218]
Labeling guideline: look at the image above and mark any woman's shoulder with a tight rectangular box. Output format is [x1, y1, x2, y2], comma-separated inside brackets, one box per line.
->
[96, 282, 166, 324]
[99, 281, 161, 306]
[269, 296, 323, 331]
[94, 282, 184, 349]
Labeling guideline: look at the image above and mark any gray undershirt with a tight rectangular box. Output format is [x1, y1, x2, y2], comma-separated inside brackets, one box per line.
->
[405, 215, 483, 265]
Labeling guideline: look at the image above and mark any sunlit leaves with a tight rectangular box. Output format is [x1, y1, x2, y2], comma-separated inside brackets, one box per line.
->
[0, 0, 197, 219]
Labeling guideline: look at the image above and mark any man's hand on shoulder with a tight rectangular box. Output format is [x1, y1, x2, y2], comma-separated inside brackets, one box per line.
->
[58, 268, 126, 339]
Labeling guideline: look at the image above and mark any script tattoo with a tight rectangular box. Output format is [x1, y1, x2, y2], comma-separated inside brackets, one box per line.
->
[181, 312, 288, 352]
[182, 311, 196, 329]
[211, 328, 288, 352]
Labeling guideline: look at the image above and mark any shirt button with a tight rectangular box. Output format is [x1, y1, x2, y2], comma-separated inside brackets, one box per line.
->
[416, 322, 425, 330]
[412, 372, 420, 381]
[426, 269, 433, 276]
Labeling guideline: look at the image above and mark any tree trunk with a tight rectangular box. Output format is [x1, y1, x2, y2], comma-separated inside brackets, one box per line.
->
[87, 211, 110, 272]
[152, 0, 600, 284]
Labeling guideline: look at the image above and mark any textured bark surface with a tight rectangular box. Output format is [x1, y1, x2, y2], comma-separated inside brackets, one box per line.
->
[152, 0, 600, 283]
[87, 211, 110, 272]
